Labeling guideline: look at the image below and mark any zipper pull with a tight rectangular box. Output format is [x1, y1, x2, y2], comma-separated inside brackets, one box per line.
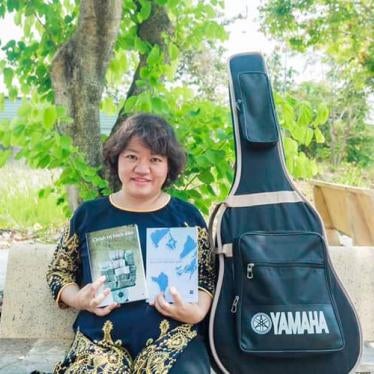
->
[236, 99, 242, 112]
[231, 296, 239, 313]
[247, 263, 254, 279]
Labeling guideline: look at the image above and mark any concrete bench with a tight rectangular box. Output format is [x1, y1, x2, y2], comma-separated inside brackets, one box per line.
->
[0, 244, 373, 373]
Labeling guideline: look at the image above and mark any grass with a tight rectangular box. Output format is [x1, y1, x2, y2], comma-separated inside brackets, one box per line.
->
[0, 162, 66, 240]
[317, 162, 374, 189]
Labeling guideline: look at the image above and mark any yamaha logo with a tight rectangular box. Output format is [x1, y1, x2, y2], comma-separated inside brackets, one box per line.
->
[251, 313, 272, 334]
[251, 311, 330, 335]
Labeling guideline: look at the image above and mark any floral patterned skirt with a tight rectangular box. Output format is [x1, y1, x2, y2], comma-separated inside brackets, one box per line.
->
[53, 320, 210, 374]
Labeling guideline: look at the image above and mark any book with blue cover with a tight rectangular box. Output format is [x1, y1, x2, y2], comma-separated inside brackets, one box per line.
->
[146, 226, 199, 303]
[86, 224, 147, 307]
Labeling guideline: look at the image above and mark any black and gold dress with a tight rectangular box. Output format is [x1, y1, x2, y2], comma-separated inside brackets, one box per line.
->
[46, 196, 215, 374]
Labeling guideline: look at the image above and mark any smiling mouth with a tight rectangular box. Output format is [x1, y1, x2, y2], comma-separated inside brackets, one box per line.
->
[132, 178, 151, 183]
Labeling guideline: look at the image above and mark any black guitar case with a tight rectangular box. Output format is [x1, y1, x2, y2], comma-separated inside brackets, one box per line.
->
[208, 52, 362, 374]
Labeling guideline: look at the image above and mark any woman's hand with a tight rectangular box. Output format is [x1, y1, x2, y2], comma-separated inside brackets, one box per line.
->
[60, 276, 119, 316]
[152, 287, 212, 324]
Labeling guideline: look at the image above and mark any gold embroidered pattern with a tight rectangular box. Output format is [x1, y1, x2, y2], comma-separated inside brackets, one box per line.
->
[198, 227, 216, 295]
[132, 319, 197, 373]
[46, 223, 81, 303]
[53, 323, 133, 374]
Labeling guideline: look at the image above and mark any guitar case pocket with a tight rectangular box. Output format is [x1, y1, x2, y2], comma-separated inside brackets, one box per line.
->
[233, 231, 345, 356]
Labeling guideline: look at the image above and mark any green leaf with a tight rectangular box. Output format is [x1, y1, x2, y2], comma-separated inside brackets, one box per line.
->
[3, 68, 13, 88]
[0, 150, 12, 167]
[168, 43, 179, 61]
[151, 97, 169, 113]
[297, 102, 312, 127]
[124, 96, 138, 113]
[14, 11, 21, 25]
[304, 127, 313, 146]
[135, 79, 148, 88]
[167, 0, 178, 10]
[7, 0, 21, 11]
[137, 0, 152, 23]
[43, 106, 57, 128]
[0, 93, 4, 110]
[0, 125, 11, 147]
[38, 186, 54, 198]
[314, 128, 325, 143]
[291, 124, 306, 143]
[147, 45, 160, 66]
[36, 154, 51, 168]
[199, 170, 214, 184]
[18, 101, 33, 117]
[313, 104, 329, 127]
[134, 37, 149, 54]
[9, 87, 18, 100]
[283, 137, 298, 157]
[137, 93, 152, 112]
[60, 135, 72, 150]
[185, 188, 202, 200]
[101, 97, 117, 114]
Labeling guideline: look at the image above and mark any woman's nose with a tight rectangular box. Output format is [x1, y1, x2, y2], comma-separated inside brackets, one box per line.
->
[134, 161, 150, 173]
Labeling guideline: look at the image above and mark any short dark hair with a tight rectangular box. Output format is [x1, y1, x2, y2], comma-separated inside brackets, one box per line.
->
[103, 113, 186, 188]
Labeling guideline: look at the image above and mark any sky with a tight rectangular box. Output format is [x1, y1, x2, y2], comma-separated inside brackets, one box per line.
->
[223, 0, 329, 83]
[224, 0, 276, 56]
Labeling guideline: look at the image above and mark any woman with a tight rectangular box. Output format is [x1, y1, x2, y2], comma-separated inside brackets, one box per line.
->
[46, 113, 215, 373]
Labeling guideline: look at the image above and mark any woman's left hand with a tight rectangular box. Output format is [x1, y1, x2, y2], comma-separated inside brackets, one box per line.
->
[152, 287, 212, 324]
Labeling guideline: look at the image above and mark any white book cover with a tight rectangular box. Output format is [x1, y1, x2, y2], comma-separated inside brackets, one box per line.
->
[86, 224, 147, 306]
[146, 226, 198, 303]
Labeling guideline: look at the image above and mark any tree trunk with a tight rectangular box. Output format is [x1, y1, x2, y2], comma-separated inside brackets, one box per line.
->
[111, 2, 173, 135]
[51, 0, 122, 210]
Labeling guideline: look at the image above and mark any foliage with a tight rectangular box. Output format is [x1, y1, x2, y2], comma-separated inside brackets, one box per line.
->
[259, 1, 374, 174]
[291, 77, 373, 168]
[346, 125, 374, 168]
[266, 45, 297, 93]
[274, 91, 328, 177]
[259, 0, 374, 89]
[318, 161, 374, 189]
[0, 95, 110, 215]
[0, 0, 334, 225]
[0, 0, 230, 216]
[175, 44, 228, 104]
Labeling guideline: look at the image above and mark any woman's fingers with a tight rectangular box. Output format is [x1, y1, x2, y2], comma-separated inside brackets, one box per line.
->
[90, 287, 110, 309]
[90, 275, 106, 297]
[154, 293, 172, 317]
[169, 286, 183, 307]
[94, 303, 119, 317]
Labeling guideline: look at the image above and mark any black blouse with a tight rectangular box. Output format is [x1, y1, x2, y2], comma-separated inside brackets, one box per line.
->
[46, 196, 215, 356]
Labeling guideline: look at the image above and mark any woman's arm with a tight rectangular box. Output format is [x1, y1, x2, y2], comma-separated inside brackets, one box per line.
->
[60, 276, 119, 316]
[46, 224, 117, 316]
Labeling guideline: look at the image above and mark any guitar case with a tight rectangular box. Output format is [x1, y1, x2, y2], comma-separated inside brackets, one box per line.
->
[208, 52, 362, 374]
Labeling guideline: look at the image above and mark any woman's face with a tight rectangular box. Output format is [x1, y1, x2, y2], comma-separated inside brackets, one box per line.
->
[117, 136, 168, 201]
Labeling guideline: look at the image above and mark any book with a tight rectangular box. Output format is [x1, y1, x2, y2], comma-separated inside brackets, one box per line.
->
[146, 226, 199, 303]
[86, 224, 147, 306]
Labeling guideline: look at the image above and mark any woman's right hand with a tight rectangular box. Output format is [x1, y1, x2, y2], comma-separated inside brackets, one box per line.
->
[61, 276, 119, 316]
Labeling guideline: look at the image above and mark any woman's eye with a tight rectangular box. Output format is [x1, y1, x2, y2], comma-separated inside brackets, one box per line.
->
[124, 154, 137, 160]
[151, 157, 163, 163]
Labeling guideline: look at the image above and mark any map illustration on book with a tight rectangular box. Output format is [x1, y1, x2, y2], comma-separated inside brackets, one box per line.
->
[146, 226, 198, 303]
[86, 225, 147, 306]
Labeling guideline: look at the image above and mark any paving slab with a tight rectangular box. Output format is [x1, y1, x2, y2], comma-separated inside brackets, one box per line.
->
[0, 338, 70, 373]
